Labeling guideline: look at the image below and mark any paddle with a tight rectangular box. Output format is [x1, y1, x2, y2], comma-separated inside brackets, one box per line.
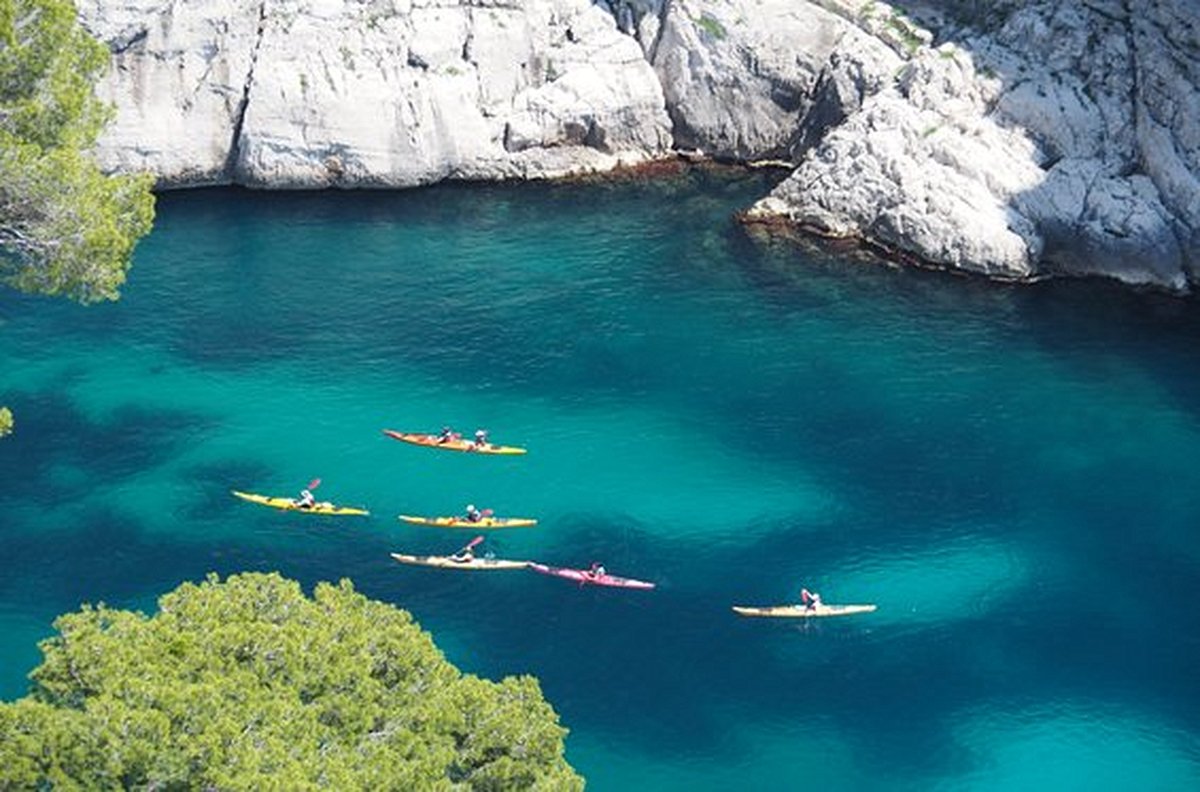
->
[481, 508, 494, 518]
[452, 535, 485, 560]
[307, 478, 322, 491]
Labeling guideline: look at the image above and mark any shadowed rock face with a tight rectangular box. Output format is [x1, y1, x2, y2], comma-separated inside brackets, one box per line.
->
[732, 0, 1200, 292]
[78, 0, 1199, 292]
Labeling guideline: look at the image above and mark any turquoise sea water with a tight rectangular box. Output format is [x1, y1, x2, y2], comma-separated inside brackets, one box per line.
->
[3, 170, 1200, 789]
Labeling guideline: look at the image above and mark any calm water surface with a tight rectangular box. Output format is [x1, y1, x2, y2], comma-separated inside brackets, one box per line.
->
[3, 171, 1200, 789]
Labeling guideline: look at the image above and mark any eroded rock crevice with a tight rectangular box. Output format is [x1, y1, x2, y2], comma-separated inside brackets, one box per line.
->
[225, 0, 267, 181]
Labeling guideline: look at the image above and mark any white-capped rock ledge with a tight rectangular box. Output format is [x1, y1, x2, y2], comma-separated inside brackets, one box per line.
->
[78, 0, 1200, 292]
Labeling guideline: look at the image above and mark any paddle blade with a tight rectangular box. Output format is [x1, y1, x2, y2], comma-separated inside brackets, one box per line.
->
[466, 535, 485, 550]
[307, 478, 322, 490]
[481, 508, 494, 517]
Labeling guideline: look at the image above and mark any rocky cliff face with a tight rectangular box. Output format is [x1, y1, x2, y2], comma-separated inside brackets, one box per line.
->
[745, 0, 1197, 290]
[78, 0, 672, 187]
[78, 0, 1200, 292]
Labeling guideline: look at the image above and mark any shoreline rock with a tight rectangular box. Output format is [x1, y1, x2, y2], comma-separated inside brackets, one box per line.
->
[78, 0, 1200, 293]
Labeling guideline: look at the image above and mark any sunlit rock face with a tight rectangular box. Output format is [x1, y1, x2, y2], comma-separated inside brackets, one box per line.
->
[79, 0, 673, 188]
[745, 0, 1199, 291]
[80, 0, 1199, 290]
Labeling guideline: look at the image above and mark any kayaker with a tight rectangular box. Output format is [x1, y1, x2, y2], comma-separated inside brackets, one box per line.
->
[464, 504, 483, 523]
[471, 429, 489, 449]
[295, 489, 316, 509]
[436, 426, 456, 444]
[450, 542, 476, 563]
[801, 588, 822, 610]
[588, 562, 607, 579]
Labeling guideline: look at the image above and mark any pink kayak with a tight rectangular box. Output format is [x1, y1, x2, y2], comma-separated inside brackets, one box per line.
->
[528, 563, 655, 590]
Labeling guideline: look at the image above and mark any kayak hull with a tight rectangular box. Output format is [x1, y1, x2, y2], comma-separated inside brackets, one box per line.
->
[232, 490, 369, 516]
[389, 552, 529, 570]
[731, 604, 877, 618]
[399, 515, 537, 529]
[383, 430, 527, 455]
[529, 563, 655, 590]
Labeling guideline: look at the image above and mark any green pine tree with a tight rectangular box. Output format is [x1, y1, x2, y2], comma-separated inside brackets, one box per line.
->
[0, 0, 155, 304]
[0, 572, 584, 790]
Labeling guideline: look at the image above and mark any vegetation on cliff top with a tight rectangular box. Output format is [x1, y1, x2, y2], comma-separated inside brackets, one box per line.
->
[0, 572, 582, 790]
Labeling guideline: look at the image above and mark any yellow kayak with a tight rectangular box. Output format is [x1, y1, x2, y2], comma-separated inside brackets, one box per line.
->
[232, 490, 369, 516]
[732, 604, 877, 618]
[389, 552, 530, 570]
[398, 514, 538, 529]
[383, 430, 527, 455]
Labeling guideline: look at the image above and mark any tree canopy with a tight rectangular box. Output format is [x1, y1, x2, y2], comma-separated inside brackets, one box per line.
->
[0, 0, 154, 303]
[0, 572, 583, 790]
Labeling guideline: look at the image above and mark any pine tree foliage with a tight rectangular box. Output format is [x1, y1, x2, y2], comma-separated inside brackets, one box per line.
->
[0, 0, 154, 303]
[0, 573, 583, 790]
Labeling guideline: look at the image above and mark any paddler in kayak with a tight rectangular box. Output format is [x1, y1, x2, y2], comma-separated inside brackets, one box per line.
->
[471, 429, 490, 450]
[436, 426, 458, 444]
[587, 562, 607, 579]
[464, 504, 484, 523]
[800, 588, 823, 610]
[294, 478, 322, 509]
[294, 488, 316, 509]
[450, 536, 485, 563]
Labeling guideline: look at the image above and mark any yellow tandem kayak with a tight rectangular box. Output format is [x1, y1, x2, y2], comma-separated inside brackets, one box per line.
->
[398, 514, 537, 529]
[232, 490, 369, 516]
[731, 604, 877, 618]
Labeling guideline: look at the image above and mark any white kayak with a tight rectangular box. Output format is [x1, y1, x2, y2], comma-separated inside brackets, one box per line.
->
[731, 604, 878, 618]
[389, 552, 529, 571]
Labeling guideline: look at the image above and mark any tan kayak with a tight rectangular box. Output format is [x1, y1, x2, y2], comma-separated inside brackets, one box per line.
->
[398, 514, 538, 529]
[232, 490, 369, 516]
[731, 604, 877, 618]
[389, 552, 529, 570]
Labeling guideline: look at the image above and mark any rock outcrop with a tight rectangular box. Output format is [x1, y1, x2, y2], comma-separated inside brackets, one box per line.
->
[77, 0, 1200, 291]
[78, 0, 672, 187]
[744, 0, 1199, 291]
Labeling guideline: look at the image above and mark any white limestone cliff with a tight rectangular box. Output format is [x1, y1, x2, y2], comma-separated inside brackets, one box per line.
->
[743, 0, 1198, 291]
[77, 0, 1200, 291]
[78, 0, 672, 187]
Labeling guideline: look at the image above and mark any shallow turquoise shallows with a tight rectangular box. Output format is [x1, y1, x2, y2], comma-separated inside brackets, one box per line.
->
[3, 170, 1200, 790]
